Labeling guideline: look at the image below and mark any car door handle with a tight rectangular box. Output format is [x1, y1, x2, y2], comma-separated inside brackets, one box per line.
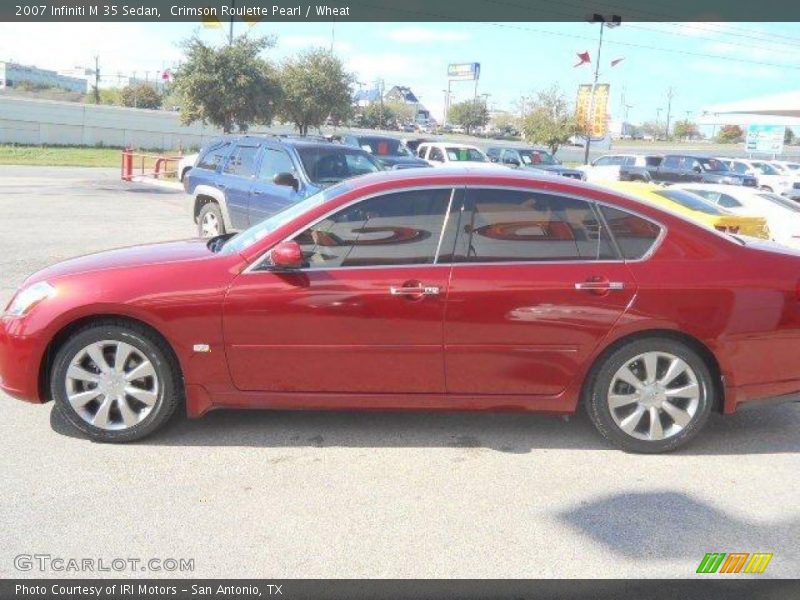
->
[252, 189, 264, 195]
[389, 285, 441, 296]
[574, 281, 625, 291]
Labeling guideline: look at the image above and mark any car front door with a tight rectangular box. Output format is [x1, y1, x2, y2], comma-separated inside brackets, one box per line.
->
[443, 187, 638, 398]
[219, 143, 261, 229]
[249, 146, 305, 226]
[223, 186, 462, 394]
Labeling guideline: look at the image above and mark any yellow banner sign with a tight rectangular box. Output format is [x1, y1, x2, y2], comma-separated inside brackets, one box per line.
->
[575, 83, 610, 137]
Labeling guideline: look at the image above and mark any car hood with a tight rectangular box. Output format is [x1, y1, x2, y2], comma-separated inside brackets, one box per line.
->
[376, 156, 430, 168]
[28, 239, 213, 284]
[524, 165, 583, 176]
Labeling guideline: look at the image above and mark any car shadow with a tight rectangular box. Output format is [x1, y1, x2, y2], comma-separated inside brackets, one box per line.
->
[50, 401, 800, 455]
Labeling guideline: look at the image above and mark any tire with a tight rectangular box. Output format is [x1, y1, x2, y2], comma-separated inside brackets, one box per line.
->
[197, 202, 225, 239]
[50, 321, 182, 443]
[584, 338, 714, 453]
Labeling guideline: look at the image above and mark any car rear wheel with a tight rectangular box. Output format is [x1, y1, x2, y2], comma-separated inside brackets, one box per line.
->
[198, 202, 225, 239]
[51, 322, 181, 442]
[585, 338, 714, 453]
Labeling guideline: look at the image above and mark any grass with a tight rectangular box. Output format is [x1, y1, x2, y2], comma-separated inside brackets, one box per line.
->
[0, 145, 186, 171]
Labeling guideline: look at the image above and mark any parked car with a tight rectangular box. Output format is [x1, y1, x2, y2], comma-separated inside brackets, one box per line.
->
[416, 142, 505, 168]
[402, 137, 432, 154]
[338, 133, 430, 170]
[184, 135, 382, 238]
[486, 146, 585, 180]
[717, 158, 795, 196]
[770, 160, 800, 175]
[578, 154, 656, 183]
[178, 153, 198, 182]
[5, 168, 800, 452]
[646, 155, 757, 186]
[603, 181, 769, 239]
[675, 183, 800, 249]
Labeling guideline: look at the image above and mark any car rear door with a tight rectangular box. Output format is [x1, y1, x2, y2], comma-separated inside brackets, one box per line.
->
[223, 186, 462, 394]
[443, 186, 638, 397]
[249, 145, 305, 226]
[219, 142, 261, 229]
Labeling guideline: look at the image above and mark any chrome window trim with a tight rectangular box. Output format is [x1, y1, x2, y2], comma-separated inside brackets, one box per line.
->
[243, 183, 667, 274]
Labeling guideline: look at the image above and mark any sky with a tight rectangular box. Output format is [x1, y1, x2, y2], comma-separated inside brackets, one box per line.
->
[1, 20, 799, 128]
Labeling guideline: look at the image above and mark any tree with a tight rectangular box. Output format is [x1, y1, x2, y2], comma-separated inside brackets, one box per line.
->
[173, 34, 281, 133]
[358, 102, 395, 129]
[278, 48, 355, 136]
[715, 124, 744, 144]
[673, 119, 699, 141]
[640, 121, 661, 139]
[385, 99, 415, 125]
[785, 128, 796, 146]
[490, 112, 520, 136]
[520, 85, 580, 154]
[120, 83, 162, 109]
[448, 100, 489, 134]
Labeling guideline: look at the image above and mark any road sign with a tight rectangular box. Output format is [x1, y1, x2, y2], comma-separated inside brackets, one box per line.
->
[447, 63, 480, 81]
[745, 124, 785, 154]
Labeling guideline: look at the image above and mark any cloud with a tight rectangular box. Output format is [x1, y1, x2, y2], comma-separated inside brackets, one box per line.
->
[387, 27, 469, 43]
[346, 53, 421, 82]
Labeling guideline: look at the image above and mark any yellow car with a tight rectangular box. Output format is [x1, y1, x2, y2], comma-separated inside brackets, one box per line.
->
[602, 182, 770, 239]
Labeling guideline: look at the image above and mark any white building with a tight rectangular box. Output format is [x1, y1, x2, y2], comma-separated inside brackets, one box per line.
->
[0, 61, 87, 93]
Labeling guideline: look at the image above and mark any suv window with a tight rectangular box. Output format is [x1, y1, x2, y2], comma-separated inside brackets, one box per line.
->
[296, 146, 381, 184]
[258, 148, 296, 181]
[429, 147, 444, 162]
[454, 189, 616, 263]
[224, 145, 260, 177]
[196, 142, 231, 170]
[594, 156, 613, 167]
[662, 156, 681, 168]
[730, 162, 748, 174]
[600, 206, 662, 260]
[294, 188, 453, 269]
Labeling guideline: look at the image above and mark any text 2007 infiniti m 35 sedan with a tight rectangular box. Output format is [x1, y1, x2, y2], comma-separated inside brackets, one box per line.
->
[2, 168, 800, 452]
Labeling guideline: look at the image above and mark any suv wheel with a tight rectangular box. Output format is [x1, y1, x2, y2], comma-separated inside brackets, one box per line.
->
[198, 202, 225, 238]
[585, 338, 714, 453]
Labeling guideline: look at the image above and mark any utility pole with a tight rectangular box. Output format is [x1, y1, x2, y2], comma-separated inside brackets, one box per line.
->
[228, 0, 235, 45]
[377, 78, 385, 129]
[664, 86, 674, 141]
[93, 55, 100, 104]
[584, 14, 621, 165]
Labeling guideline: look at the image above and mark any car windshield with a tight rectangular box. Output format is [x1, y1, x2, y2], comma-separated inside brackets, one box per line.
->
[357, 137, 411, 157]
[297, 147, 382, 184]
[220, 182, 353, 255]
[446, 147, 486, 162]
[752, 162, 780, 175]
[698, 158, 728, 172]
[654, 189, 726, 215]
[518, 150, 557, 165]
[758, 192, 800, 212]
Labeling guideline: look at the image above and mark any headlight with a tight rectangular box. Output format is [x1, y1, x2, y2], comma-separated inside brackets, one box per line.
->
[4, 281, 56, 317]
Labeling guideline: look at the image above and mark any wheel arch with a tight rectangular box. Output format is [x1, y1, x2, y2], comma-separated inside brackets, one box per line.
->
[192, 185, 231, 228]
[38, 314, 185, 405]
[581, 329, 725, 413]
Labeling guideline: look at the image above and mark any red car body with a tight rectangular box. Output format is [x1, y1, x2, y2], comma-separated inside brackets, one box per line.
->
[2, 169, 800, 422]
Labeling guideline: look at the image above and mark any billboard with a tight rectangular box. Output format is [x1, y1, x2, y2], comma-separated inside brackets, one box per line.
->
[745, 124, 785, 154]
[575, 83, 610, 137]
[448, 63, 480, 81]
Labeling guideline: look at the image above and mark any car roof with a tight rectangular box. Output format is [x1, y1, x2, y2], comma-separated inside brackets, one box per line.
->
[211, 134, 345, 149]
[420, 141, 481, 149]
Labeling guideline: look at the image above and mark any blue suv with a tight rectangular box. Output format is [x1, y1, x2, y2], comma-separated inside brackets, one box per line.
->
[184, 135, 383, 238]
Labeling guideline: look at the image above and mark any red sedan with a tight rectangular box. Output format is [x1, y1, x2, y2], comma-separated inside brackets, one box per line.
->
[2, 168, 799, 452]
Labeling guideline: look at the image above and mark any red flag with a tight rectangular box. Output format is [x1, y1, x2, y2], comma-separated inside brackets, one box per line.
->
[161, 69, 172, 81]
[574, 51, 590, 67]
[610, 57, 625, 67]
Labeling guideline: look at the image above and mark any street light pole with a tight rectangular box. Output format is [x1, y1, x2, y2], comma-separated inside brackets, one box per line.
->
[584, 14, 620, 165]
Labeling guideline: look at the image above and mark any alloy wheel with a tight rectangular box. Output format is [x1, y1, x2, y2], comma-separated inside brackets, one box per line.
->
[607, 351, 700, 442]
[65, 340, 159, 431]
[200, 212, 220, 237]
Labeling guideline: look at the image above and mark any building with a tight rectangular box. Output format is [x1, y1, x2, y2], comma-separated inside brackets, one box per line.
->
[384, 85, 430, 124]
[0, 61, 87, 93]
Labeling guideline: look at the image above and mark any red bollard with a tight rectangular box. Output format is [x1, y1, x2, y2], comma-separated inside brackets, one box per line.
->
[121, 147, 133, 181]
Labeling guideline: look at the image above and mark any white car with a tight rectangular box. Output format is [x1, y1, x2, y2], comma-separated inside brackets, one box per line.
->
[178, 153, 199, 182]
[416, 142, 505, 169]
[577, 154, 657, 183]
[719, 158, 794, 196]
[768, 161, 800, 200]
[675, 183, 800, 248]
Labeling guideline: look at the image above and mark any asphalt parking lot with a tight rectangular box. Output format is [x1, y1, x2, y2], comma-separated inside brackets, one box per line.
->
[0, 165, 799, 579]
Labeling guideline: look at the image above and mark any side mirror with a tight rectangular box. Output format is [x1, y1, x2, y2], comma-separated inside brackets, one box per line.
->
[269, 241, 304, 270]
[505, 157, 521, 166]
[273, 172, 299, 191]
[489, 156, 499, 163]
[693, 165, 702, 173]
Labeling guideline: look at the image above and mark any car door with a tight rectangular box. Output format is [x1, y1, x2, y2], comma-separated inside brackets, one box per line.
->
[219, 142, 261, 229]
[586, 156, 617, 181]
[249, 146, 305, 226]
[223, 186, 462, 394]
[443, 187, 638, 397]
[658, 156, 682, 182]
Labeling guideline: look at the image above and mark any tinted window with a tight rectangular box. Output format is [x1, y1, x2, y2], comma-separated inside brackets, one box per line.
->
[296, 147, 381, 184]
[196, 142, 231, 170]
[224, 145, 259, 177]
[645, 156, 662, 167]
[519, 149, 556, 165]
[454, 189, 616, 263]
[654, 189, 726, 215]
[357, 137, 410, 157]
[662, 156, 681, 168]
[294, 189, 453, 268]
[258, 148, 296, 181]
[594, 156, 612, 166]
[600, 206, 662, 260]
[429, 147, 444, 162]
[698, 158, 727, 172]
[730, 162, 748, 174]
[446, 147, 486, 162]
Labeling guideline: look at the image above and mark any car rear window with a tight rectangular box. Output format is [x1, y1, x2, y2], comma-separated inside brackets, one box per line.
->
[600, 206, 662, 260]
[296, 147, 382, 184]
[654, 189, 726, 215]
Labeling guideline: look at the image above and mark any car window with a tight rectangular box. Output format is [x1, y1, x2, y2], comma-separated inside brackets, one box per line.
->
[257, 148, 296, 181]
[661, 156, 680, 168]
[294, 188, 454, 268]
[453, 189, 616, 263]
[730, 162, 748, 174]
[644, 156, 662, 167]
[446, 147, 486, 162]
[418, 146, 429, 159]
[429, 147, 444, 162]
[753, 162, 779, 175]
[600, 206, 662, 260]
[654, 189, 726, 215]
[356, 137, 409, 157]
[698, 158, 727, 172]
[296, 147, 381, 184]
[594, 156, 612, 166]
[519, 150, 556, 165]
[690, 189, 742, 208]
[196, 142, 231, 171]
[224, 145, 260, 177]
[757, 193, 800, 212]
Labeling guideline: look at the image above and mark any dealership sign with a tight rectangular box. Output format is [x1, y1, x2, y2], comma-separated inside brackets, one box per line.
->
[447, 63, 480, 81]
[575, 83, 610, 137]
[745, 124, 785, 154]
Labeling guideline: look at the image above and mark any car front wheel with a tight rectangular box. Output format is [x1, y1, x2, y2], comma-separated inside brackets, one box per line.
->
[51, 321, 181, 442]
[198, 202, 225, 239]
[585, 338, 714, 453]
